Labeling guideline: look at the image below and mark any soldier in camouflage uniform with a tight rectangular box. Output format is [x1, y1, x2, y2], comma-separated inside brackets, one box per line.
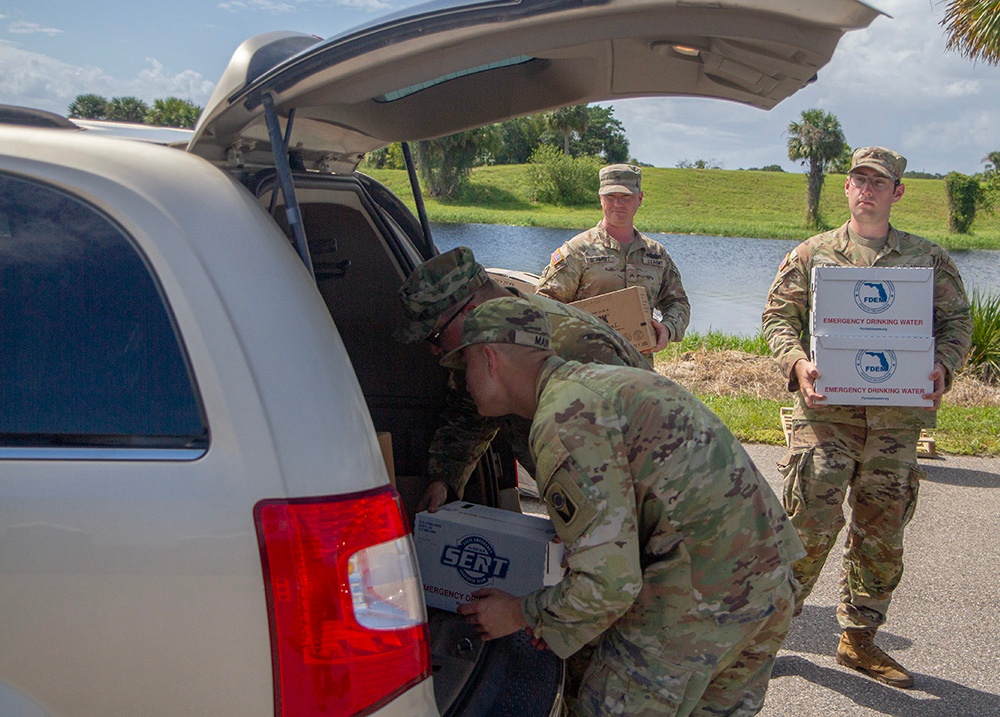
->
[449, 296, 803, 717]
[535, 164, 689, 351]
[762, 147, 973, 689]
[396, 246, 653, 513]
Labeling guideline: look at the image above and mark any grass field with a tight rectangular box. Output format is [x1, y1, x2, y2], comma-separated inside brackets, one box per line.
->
[363, 165, 1000, 250]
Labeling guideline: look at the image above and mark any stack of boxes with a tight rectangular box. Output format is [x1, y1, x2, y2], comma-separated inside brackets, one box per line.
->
[810, 267, 934, 406]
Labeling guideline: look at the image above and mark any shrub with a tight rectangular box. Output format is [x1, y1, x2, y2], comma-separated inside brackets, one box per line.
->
[966, 290, 1000, 384]
[527, 145, 601, 205]
[945, 172, 987, 233]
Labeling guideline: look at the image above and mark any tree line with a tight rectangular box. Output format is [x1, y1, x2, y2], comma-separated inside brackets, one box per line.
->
[68, 94, 202, 129]
[362, 104, 630, 201]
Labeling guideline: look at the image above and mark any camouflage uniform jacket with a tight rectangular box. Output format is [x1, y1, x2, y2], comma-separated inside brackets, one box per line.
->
[520, 357, 803, 662]
[535, 224, 690, 342]
[426, 289, 652, 494]
[762, 222, 972, 431]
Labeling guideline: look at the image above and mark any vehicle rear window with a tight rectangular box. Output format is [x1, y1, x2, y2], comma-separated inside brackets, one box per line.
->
[0, 173, 207, 454]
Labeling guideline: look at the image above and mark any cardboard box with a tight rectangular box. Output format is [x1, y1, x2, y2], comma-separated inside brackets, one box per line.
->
[486, 268, 540, 295]
[570, 286, 656, 352]
[414, 502, 564, 612]
[811, 335, 935, 406]
[811, 266, 933, 337]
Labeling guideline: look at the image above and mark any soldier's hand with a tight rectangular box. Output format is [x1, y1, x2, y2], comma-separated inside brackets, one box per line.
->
[793, 358, 826, 409]
[457, 588, 528, 640]
[417, 481, 449, 513]
[923, 362, 947, 409]
[650, 319, 670, 351]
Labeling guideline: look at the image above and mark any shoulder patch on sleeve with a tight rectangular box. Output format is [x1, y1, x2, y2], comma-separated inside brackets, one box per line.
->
[778, 252, 790, 272]
[543, 472, 598, 544]
[550, 248, 565, 265]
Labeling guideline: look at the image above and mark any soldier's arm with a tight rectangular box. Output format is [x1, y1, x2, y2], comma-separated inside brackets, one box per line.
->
[762, 250, 811, 391]
[653, 255, 690, 343]
[424, 381, 500, 496]
[535, 245, 583, 303]
[520, 413, 643, 659]
[931, 253, 973, 391]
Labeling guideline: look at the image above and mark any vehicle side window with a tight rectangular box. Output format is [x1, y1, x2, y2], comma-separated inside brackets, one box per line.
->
[0, 173, 207, 452]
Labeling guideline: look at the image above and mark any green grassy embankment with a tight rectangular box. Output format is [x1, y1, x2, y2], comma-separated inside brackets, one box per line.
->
[363, 165, 1000, 250]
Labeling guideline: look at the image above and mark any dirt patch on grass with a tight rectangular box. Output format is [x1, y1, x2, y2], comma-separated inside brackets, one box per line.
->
[655, 350, 1000, 408]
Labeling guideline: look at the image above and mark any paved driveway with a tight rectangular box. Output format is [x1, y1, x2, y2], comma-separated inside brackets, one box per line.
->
[743, 444, 1000, 717]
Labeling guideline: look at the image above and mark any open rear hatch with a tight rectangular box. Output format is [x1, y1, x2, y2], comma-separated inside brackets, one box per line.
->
[187, 0, 883, 174]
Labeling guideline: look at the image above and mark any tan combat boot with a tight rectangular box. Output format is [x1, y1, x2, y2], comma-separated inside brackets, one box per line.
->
[835, 629, 914, 689]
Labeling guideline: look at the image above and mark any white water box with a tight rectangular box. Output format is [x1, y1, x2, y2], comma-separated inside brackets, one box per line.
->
[811, 266, 933, 337]
[414, 502, 564, 612]
[811, 335, 935, 407]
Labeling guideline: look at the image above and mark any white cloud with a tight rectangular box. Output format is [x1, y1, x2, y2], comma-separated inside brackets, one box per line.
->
[217, 0, 390, 14]
[0, 45, 215, 116]
[8, 21, 64, 36]
[217, 0, 297, 12]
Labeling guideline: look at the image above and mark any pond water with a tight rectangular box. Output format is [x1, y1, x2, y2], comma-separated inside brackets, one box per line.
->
[432, 223, 999, 336]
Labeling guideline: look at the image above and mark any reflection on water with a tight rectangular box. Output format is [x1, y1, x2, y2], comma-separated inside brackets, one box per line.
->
[432, 223, 998, 336]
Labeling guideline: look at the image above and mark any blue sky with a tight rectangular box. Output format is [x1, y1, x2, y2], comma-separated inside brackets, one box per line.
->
[1, 0, 998, 175]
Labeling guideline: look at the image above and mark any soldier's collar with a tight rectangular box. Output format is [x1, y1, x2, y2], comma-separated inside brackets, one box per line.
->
[535, 355, 567, 402]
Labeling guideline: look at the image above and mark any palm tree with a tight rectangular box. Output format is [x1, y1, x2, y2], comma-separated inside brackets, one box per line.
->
[983, 150, 1000, 177]
[941, 0, 1000, 65]
[106, 96, 150, 123]
[146, 97, 202, 128]
[547, 105, 589, 156]
[787, 108, 846, 228]
[67, 94, 108, 119]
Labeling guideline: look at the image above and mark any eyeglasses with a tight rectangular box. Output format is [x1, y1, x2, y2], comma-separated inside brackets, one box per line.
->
[848, 174, 898, 192]
[425, 296, 474, 348]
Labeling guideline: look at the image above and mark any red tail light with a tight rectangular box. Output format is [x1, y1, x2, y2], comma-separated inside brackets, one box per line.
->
[255, 486, 431, 716]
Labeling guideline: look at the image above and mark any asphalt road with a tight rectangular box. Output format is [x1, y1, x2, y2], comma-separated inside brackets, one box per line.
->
[743, 444, 1000, 717]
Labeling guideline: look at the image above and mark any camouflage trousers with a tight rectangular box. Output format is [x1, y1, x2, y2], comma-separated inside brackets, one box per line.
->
[573, 578, 794, 717]
[779, 422, 922, 631]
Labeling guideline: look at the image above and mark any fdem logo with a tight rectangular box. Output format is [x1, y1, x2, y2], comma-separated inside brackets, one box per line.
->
[854, 280, 895, 314]
[441, 535, 510, 586]
[855, 349, 897, 383]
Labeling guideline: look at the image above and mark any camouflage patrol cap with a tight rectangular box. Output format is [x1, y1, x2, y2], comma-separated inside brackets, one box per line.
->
[850, 146, 907, 182]
[598, 164, 642, 195]
[440, 297, 553, 369]
[396, 246, 489, 343]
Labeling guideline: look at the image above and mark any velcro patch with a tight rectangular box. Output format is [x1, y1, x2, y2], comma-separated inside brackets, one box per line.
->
[585, 255, 613, 264]
[551, 249, 565, 265]
[643, 257, 666, 267]
[542, 472, 597, 544]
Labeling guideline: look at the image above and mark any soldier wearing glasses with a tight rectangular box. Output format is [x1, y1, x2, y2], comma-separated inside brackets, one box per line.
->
[535, 164, 690, 352]
[395, 246, 653, 515]
[762, 147, 972, 689]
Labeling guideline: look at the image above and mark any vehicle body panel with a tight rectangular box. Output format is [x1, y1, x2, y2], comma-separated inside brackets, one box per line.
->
[189, 0, 883, 172]
[0, 128, 395, 716]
